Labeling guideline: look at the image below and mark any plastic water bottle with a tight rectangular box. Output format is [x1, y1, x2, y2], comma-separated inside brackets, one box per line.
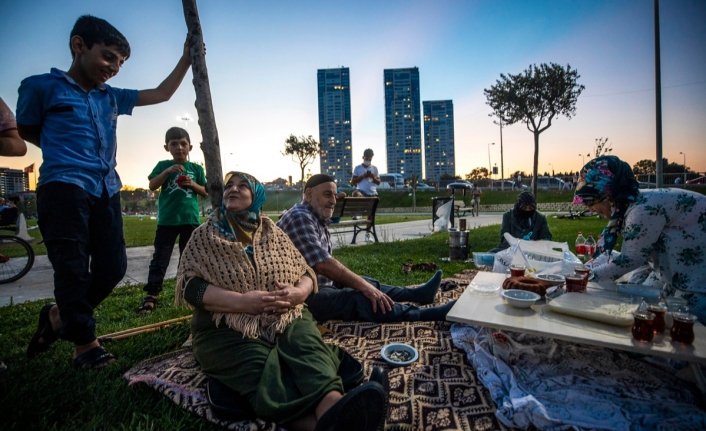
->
[585, 233, 596, 257]
[575, 232, 586, 260]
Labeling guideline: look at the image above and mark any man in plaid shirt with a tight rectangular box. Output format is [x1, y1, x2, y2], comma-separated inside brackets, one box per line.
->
[277, 174, 455, 322]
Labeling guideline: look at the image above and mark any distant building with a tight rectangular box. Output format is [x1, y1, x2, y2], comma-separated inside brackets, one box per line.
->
[317, 67, 353, 185]
[423, 100, 455, 183]
[0, 167, 29, 196]
[384, 67, 422, 179]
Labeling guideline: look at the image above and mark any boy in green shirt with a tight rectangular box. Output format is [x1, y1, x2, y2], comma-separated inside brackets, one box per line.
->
[137, 127, 207, 313]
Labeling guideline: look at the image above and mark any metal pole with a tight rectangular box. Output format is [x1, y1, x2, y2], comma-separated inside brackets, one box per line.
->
[654, 0, 664, 188]
[500, 118, 504, 191]
[681, 151, 686, 183]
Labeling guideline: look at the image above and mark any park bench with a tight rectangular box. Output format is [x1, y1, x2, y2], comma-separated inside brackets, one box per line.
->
[329, 197, 379, 244]
[454, 200, 474, 218]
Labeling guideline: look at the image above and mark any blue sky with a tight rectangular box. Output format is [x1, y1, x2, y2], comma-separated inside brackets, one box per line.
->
[1, 0, 704, 188]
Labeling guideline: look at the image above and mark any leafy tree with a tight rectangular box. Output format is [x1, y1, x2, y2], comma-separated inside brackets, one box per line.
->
[282, 135, 321, 193]
[633, 158, 691, 175]
[485, 63, 585, 196]
[465, 167, 490, 182]
[439, 173, 459, 180]
[591, 137, 613, 158]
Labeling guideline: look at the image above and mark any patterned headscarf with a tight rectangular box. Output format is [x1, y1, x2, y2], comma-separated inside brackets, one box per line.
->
[211, 171, 267, 249]
[573, 155, 640, 257]
[513, 191, 536, 229]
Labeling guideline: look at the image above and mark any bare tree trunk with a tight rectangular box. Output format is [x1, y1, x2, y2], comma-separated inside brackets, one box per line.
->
[532, 131, 540, 197]
[182, 0, 223, 210]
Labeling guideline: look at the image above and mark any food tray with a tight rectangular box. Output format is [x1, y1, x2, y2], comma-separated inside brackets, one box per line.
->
[546, 292, 640, 326]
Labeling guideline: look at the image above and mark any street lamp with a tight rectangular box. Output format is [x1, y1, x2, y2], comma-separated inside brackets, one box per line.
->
[680, 151, 686, 184]
[493, 118, 505, 190]
[177, 113, 192, 128]
[548, 163, 554, 177]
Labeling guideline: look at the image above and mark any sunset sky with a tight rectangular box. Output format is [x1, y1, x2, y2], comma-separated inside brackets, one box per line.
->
[1, 0, 704, 189]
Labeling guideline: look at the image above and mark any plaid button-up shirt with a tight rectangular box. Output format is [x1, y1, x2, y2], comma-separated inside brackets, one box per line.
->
[276, 201, 334, 287]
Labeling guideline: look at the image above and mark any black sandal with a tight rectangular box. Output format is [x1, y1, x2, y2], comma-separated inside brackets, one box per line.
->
[72, 345, 115, 370]
[27, 303, 59, 360]
[136, 296, 158, 314]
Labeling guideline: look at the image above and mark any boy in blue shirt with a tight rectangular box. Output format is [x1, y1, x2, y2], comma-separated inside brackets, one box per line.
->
[19, 15, 197, 369]
[136, 127, 207, 314]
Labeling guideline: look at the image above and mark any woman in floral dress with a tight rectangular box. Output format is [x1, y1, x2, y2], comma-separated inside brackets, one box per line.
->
[573, 155, 706, 321]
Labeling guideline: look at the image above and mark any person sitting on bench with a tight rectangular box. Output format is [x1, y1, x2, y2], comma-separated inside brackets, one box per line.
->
[0, 196, 20, 227]
[176, 171, 387, 431]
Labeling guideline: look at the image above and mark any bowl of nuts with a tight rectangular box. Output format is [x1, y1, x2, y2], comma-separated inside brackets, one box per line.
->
[380, 343, 419, 366]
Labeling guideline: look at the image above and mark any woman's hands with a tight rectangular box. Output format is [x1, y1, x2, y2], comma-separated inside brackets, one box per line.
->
[239, 276, 314, 316]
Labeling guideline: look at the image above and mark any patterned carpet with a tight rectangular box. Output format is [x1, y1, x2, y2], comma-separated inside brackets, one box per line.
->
[124, 270, 513, 431]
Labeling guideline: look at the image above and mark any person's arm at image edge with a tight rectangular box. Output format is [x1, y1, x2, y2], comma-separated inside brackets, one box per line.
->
[0, 128, 27, 156]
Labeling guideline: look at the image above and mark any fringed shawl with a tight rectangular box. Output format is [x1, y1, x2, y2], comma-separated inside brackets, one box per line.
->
[175, 217, 318, 343]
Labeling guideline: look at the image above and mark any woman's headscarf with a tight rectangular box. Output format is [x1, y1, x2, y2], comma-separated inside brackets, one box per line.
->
[573, 155, 640, 257]
[211, 171, 266, 249]
[513, 191, 536, 228]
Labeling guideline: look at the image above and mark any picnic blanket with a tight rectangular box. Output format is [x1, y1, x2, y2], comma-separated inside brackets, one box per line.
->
[450, 324, 706, 431]
[124, 272, 514, 430]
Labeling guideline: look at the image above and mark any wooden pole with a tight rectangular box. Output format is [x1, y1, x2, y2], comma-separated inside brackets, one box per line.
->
[182, 0, 224, 208]
[98, 315, 192, 341]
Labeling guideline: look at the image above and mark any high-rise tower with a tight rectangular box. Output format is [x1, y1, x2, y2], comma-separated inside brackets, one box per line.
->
[317, 67, 352, 185]
[384, 67, 421, 178]
[423, 100, 455, 182]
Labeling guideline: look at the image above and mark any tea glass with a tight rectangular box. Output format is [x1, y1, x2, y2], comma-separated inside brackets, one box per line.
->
[670, 312, 697, 345]
[632, 311, 655, 342]
[459, 219, 467, 231]
[664, 297, 689, 329]
[646, 303, 667, 334]
[510, 265, 526, 278]
[574, 266, 590, 288]
[565, 275, 586, 293]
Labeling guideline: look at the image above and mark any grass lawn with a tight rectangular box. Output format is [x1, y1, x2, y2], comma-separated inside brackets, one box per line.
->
[0, 217, 616, 430]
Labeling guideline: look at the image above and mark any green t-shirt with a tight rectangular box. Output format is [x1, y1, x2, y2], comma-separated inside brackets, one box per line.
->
[149, 160, 206, 226]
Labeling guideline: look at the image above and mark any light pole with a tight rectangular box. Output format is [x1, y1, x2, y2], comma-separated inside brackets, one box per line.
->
[494, 118, 505, 190]
[548, 163, 554, 177]
[177, 113, 192, 128]
[487, 142, 495, 178]
[680, 151, 686, 184]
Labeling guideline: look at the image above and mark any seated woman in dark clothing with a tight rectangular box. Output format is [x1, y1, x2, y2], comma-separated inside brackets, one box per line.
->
[489, 191, 552, 253]
[0, 196, 19, 226]
[176, 171, 386, 431]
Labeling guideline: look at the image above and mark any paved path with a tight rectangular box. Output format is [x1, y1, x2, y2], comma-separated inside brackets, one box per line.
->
[0, 214, 503, 307]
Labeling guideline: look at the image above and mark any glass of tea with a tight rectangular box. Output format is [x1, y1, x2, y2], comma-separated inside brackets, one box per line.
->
[632, 311, 655, 342]
[646, 303, 667, 334]
[664, 297, 689, 329]
[565, 275, 586, 293]
[574, 266, 590, 288]
[670, 312, 697, 345]
[509, 265, 525, 277]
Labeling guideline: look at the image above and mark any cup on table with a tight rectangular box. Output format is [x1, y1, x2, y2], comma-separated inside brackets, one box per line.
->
[509, 265, 525, 278]
[564, 274, 586, 293]
[574, 266, 590, 288]
[646, 303, 667, 334]
[459, 219, 467, 231]
[670, 312, 697, 345]
[632, 311, 655, 342]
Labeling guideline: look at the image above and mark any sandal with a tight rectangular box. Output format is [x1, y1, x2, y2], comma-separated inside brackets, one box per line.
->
[136, 296, 158, 314]
[440, 280, 459, 292]
[72, 345, 115, 370]
[27, 303, 59, 360]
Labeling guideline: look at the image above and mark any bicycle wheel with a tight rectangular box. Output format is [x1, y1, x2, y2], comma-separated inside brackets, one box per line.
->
[0, 235, 35, 284]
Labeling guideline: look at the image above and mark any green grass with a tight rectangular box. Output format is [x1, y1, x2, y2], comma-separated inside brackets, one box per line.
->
[0, 217, 617, 430]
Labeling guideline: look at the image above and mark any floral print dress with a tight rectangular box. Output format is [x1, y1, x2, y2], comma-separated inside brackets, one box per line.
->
[591, 189, 706, 320]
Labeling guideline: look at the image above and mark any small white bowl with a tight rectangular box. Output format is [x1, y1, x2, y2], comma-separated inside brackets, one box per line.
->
[380, 343, 419, 366]
[501, 289, 541, 309]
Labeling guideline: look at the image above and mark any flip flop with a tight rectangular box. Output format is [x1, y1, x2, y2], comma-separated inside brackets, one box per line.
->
[27, 303, 59, 360]
[440, 280, 459, 292]
[72, 345, 116, 370]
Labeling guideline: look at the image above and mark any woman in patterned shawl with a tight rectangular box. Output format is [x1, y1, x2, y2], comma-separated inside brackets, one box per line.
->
[574, 156, 706, 321]
[176, 171, 386, 431]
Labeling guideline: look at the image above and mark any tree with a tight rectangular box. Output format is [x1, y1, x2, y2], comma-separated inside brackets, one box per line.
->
[282, 134, 321, 194]
[485, 63, 585, 196]
[633, 159, 656, 175]
[591, 137, 613, 158]
[439, 173, 459, 180]
[465, 167, 490, 182]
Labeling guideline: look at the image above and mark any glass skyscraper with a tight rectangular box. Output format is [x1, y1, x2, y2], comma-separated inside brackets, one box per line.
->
[317, 67, 352, 185]
[423, 100, 455, 182]
[384, 67, 421, 178]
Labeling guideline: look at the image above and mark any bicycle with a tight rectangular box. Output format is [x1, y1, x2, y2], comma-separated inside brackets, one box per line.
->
[556, 210, 593, 220]
[0, 234, 35, 284]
